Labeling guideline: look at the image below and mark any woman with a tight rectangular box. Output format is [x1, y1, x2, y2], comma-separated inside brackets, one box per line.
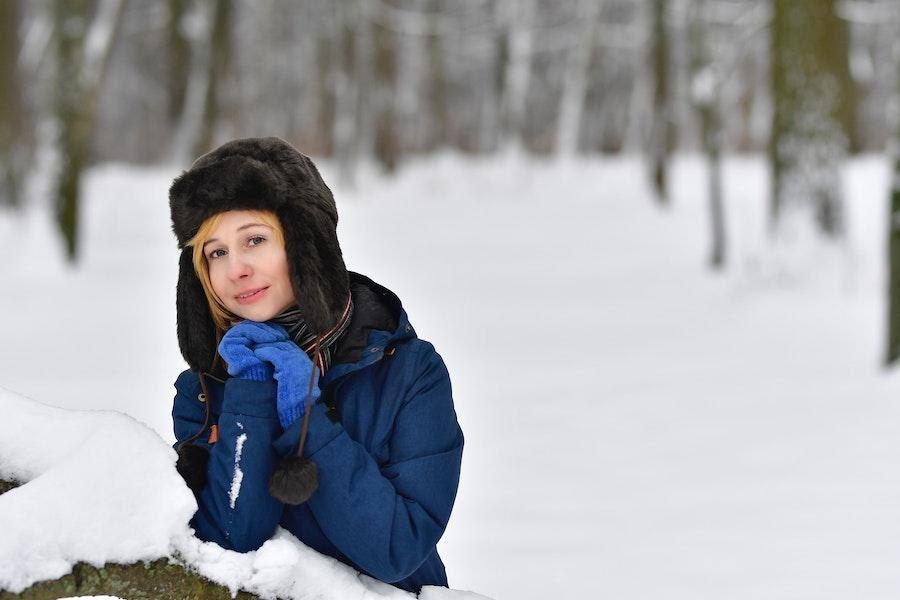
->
[168, 137, 464, 593]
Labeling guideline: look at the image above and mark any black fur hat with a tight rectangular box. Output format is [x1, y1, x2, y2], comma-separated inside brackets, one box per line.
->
[169, 136, 349, 373]
[170, 137, 348, 505]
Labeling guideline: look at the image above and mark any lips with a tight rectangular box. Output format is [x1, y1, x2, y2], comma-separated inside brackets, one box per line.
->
[235, 286, 269, 304]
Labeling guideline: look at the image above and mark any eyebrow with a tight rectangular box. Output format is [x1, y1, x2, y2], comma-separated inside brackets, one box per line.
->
[202, 223, 271, 248]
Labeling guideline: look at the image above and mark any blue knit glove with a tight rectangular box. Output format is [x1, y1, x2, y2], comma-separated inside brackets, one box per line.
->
[217, 321, 287, 381]
[253, 340, 321, 429]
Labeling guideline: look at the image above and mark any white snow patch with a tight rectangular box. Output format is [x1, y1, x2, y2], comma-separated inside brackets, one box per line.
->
[0, 388, 196, 593]
[229, 432, 247, 509]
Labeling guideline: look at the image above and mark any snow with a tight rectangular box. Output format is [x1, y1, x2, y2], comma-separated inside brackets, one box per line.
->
[0, 388, 195, 592]
[230, 431, 247, 509]
[2, 151, 900, 599]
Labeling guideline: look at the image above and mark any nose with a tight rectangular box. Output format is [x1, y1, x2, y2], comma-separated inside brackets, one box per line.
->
[226, 254, 252, 281]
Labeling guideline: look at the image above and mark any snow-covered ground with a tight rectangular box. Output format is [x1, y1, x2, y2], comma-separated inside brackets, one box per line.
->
[2, 151, 899, 599]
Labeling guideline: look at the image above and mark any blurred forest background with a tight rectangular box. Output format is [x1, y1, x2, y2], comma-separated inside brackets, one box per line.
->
[3, 0, 900, 361]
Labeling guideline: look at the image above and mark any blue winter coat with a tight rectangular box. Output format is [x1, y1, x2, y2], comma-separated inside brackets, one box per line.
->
[172, 275, 464, 593]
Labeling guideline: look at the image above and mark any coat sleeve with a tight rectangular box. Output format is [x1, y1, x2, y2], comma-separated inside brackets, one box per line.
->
[273, 345, 464, 583]
[172, 370, 286, 552]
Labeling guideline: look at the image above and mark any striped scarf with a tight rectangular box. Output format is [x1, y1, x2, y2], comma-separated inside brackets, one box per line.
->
[270, 294, 354, 374]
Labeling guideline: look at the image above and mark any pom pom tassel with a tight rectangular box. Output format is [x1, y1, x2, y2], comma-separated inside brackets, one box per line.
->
[269, 455, 318, 504]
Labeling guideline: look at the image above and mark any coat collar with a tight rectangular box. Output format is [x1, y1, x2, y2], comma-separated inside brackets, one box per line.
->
[321, 272, 417, 385]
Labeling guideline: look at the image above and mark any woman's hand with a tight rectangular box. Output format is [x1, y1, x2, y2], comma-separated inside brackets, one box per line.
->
[253, 340, 320, 430]
[217, 321, 288, 381]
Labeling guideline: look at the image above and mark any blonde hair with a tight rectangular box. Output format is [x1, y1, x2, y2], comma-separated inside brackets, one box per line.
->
[185, 209, 287, 339]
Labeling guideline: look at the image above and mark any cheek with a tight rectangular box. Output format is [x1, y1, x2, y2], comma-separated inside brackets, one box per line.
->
[207, 263, 228, 298]
[275, 259, 294, 299]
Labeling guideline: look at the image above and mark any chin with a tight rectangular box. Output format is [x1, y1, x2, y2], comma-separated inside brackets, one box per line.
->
[230, 304, 276, 322]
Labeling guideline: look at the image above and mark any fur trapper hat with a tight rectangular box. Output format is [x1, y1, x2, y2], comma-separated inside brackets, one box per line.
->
[169, 136, 349, 372]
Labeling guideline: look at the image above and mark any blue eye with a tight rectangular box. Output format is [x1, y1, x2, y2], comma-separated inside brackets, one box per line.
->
[207, 235, 265, 260]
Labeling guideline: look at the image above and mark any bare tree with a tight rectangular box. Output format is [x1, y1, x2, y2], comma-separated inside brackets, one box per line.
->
[499, 0, 535, 148]
[372, 0, 399, 172]
[769, 0, 851, 237]
[556, 0, 600, 156]
[333, 0, 360, 186]
[689, 0, 725, 269]
[193, 0, 232, 157]
[424, 0, 449, 152]
[885, 20, 900, 365]
[53, 0, 128, 261]
[0, 0, 28, 209]
[166, 0, 191, 128]
[648, 0, 672, 203]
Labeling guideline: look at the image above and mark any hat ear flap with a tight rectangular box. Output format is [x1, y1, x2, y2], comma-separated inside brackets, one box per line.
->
[176, 248, 217, 371]
[278, 204, 349, 336]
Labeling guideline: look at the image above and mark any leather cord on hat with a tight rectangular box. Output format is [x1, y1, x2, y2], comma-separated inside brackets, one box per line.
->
[296, 337, 322, 459]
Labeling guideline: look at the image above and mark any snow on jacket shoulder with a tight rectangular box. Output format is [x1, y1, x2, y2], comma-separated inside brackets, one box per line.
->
[171, 276, 464, 593]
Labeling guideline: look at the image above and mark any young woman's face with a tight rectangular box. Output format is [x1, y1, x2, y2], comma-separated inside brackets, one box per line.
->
[204, 210, 296, 322]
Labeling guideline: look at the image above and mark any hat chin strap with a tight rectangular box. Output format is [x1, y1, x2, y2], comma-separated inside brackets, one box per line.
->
[268, 334, 321, 505]
[298, 336, 321, 461]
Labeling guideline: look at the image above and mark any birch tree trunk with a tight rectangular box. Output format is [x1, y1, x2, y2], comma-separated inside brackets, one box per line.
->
[499, 0, 534, 148]
[556, 0, 600, 156]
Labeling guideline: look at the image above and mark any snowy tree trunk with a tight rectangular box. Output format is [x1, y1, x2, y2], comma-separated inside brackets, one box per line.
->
[54, 0, 88, 261]
[355, 0, 375, 161]
[769, 0, 850, 237]
[315, 19, 335, 156]
[475, 1, 501, 154]
[689, 0, 726, 269]
[648, 0, 672, 204]
[167, 0, 213, 163]
[887, 155, 900, 364]
[499, 0, 534, 148]
[556, 0, 600, 156]
[53, 0, 128, 261]
[885, 37, 900, 366]
[372, 2, 398, 173]
[166, 0, 191, 126]
[425, 0, 448, 152]
[193, 0, 232, 157]
[333, 0, 359, 187]
[0, 0, 26, 209]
